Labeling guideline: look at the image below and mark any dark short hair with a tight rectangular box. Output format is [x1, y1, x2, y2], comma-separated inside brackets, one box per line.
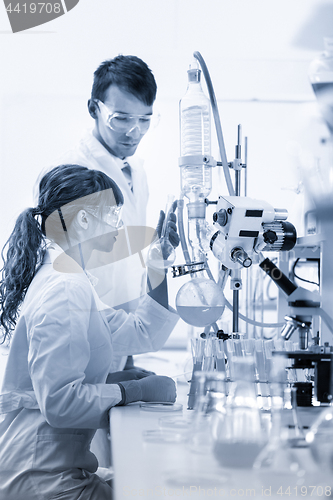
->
[91, 55, 157, 106]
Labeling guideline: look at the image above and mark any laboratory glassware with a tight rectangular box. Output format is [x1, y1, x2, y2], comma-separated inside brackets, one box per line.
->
[179, 60, 212, 201]
[253, 354, 307, 488]
[212, 356, 266, 469]
[146, 195, 176, 269]
[175, 277, 225, 327]
[187, 371, 226, 454]
[187, 337, 205, 410]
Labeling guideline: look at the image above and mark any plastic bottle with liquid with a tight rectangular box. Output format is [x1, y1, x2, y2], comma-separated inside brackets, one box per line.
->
[179, 60, 212, 200]
[308, 37, 333, 133]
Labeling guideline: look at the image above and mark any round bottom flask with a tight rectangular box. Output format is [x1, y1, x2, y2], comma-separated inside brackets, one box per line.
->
[175, 278, 225, 327]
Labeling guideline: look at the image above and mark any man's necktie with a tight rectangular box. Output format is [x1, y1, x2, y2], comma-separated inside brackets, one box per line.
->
[122, 161, 133, 192]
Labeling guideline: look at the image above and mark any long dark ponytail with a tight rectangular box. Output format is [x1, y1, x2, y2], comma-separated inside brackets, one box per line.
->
[0, 164, 123, 344]
[0, 207, 46, 342]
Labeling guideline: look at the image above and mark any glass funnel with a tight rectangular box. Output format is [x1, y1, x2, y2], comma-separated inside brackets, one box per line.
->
[175, 277, 225, 327]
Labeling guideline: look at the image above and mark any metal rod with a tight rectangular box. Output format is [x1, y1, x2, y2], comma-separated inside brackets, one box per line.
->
[232, 124, 242, 331]
[236, 124, 242, 158]
[244, 135, 249, 334]
[244, 136, 248, 197]
[235, 171, 241, 197]
[235, 124, 242, 196]
[233, 289, 239, 333]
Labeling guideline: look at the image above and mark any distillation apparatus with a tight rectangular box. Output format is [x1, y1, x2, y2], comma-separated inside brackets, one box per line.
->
[171, 52, 333, 409]
[173, 52, 297, 335]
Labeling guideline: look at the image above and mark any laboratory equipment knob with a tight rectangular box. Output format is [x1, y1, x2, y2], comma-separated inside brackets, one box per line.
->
[231, 247, 252, 268]
[263, 230, 278, 245]
[213, 209, 228, 227]
[261, 221, 297, 252]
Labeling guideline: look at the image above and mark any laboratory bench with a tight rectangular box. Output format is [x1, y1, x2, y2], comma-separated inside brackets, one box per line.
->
[109, 351, 333, 500]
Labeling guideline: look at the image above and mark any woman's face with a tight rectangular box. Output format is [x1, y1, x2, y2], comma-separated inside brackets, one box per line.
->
[84, 205, 123, 253]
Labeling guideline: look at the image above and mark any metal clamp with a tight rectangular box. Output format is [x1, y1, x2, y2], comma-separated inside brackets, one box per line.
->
[171, 262, 205, 278]
[228, 161, 246, 170]
[178, 155, 217, 167]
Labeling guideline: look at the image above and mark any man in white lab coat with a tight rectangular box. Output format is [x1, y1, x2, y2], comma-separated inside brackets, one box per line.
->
[58, 55, 157, 322]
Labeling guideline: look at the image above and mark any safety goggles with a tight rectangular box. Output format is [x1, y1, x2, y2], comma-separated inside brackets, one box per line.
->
[96, 100, 152, 134]
[85, 205, 123, 229]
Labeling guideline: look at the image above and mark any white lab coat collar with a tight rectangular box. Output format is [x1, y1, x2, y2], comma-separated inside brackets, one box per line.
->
[77, 130, 144, 208]
[46, 243, 113, 314]
[45, 242, 82, 272]
[80, 129, 140, 172]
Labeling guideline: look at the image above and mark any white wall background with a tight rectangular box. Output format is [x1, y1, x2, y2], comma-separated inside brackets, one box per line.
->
[0, 0, 333, 350]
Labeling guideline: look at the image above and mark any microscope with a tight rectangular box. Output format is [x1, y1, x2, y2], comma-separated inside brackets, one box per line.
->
[260, 255, 333, 406]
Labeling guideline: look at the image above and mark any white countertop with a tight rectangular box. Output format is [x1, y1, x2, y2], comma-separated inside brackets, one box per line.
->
[110, 374, 333, 500]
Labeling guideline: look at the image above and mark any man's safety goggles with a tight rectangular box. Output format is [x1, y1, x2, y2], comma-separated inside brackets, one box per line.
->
[96, 100, 152, 134]
[86, 205, 123, 229]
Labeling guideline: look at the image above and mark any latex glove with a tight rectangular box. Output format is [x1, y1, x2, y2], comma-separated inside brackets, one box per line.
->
[123, 355, 155, 376]
[117, 375, 177, 405]
[155, 206, 180, 249]
[126, 367, 156, 377]
[106, 370, 153, 383]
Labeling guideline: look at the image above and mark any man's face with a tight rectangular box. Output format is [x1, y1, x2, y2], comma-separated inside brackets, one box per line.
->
[93, 85, 153, 159]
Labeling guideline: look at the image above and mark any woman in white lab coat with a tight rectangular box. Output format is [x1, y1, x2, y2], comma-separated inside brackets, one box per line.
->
[0, 164, 178, 500]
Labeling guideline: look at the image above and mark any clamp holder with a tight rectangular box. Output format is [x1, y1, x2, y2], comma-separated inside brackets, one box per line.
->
[171, 262, 205, 278]
[179, 155, 217, 168]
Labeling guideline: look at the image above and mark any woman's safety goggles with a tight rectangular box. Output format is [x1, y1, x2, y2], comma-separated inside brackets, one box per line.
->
[86, 205, 123, 229]
[96, 100, 152, 134]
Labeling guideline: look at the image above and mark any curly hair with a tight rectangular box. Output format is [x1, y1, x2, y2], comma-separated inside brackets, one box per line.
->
[0, 164, 123, 344]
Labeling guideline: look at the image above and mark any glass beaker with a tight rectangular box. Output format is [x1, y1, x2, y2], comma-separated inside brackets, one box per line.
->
[212, 356, 266, 469]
